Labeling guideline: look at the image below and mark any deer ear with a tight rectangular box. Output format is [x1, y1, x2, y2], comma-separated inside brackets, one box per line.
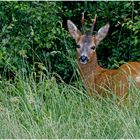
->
[67, 20, 81, 42]
[95, 23, 110, 46]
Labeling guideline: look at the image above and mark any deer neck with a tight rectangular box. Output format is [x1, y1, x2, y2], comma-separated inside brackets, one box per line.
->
[78, 52, 103, 86]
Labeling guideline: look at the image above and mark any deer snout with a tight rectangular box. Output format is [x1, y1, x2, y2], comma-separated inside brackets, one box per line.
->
[79, 55, 89, 64]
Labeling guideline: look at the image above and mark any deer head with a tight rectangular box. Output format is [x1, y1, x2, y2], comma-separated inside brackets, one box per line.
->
[67, 15, 110, 64]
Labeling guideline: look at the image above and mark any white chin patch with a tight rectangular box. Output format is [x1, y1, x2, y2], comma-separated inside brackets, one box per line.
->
[80, 60, 88, 64]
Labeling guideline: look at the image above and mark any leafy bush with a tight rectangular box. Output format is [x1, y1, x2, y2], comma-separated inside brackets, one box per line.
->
[0, 2, 72, 81]
[0, 1, 139, 81]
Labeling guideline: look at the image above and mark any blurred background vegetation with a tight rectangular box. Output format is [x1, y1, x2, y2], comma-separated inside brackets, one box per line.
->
[0, 1, 140, 82]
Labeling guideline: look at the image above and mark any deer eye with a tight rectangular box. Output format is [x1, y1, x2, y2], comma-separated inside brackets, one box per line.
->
[91, 46, 96, 50]
[76, 45, 81, 48]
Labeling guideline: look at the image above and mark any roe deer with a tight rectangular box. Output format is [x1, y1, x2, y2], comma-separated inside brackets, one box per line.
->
[67, 14, 140, 99]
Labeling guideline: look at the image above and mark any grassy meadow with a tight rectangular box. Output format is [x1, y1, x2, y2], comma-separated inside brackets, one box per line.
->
[0, 69, 140, 139]
[0, 1, 140, 139]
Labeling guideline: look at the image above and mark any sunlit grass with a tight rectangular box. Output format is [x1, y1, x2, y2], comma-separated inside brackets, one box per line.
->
[0, 71, 140, 139]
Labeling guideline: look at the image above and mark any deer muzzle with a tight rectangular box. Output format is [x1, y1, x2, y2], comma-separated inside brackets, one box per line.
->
[79, 55, 89, 64]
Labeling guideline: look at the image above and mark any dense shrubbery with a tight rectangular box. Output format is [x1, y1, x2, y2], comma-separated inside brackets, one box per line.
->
[0, 1, 140, 82]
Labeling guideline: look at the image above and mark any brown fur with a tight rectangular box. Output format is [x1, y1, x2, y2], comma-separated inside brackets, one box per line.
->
[67, 20, 140, 99]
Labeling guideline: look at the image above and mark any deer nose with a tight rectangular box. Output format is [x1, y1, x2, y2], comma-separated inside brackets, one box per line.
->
[79, 55, 88, 64]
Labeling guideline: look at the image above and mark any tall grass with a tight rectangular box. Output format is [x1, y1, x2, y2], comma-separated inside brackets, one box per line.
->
[0, 69, 140, 139]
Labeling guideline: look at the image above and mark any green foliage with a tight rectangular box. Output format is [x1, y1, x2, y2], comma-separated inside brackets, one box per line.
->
[0, 2, 72, 81]
[0, 2, 140, 138]
[0, 1, 140, 81]
[1, 72, 140, 138]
